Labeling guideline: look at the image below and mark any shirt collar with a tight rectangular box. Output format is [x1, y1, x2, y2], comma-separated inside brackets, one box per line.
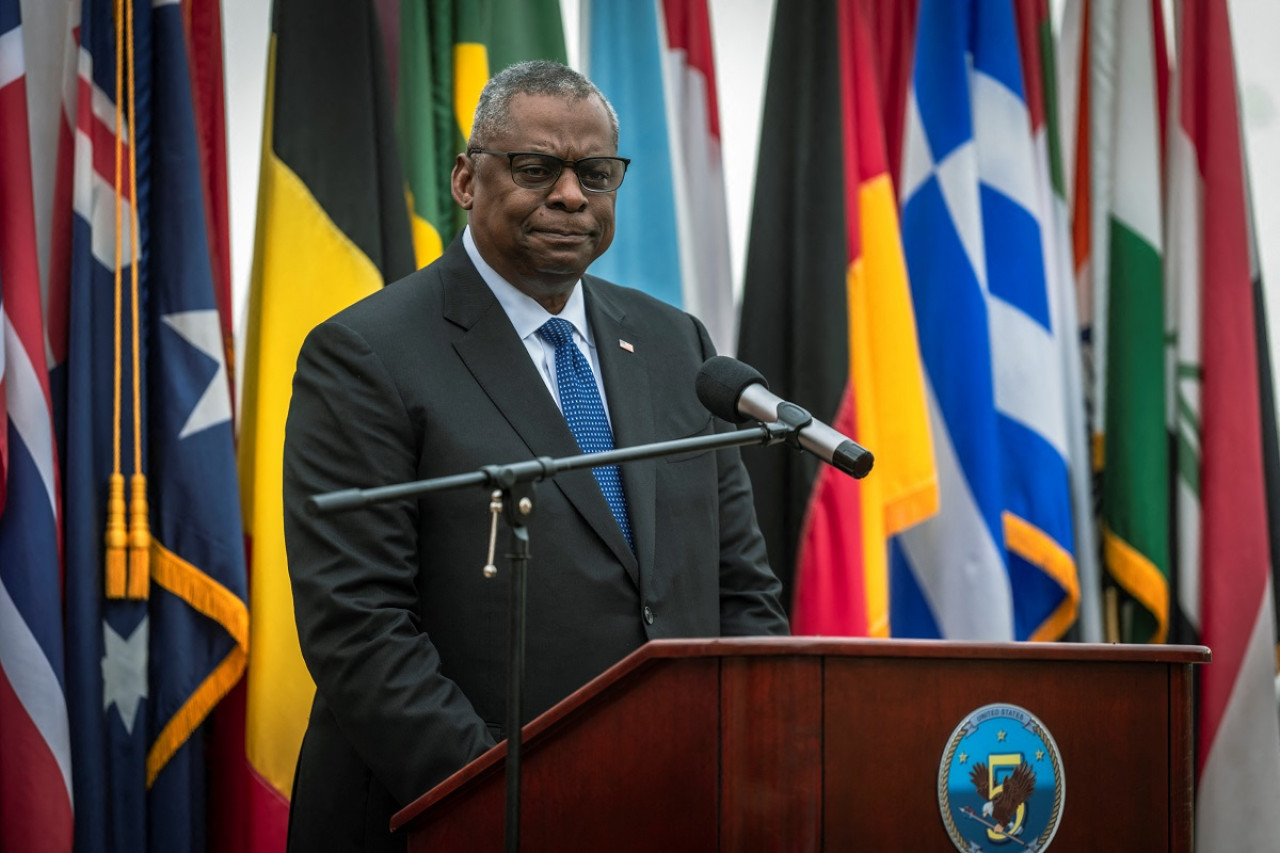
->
[463, 226, 593, 346]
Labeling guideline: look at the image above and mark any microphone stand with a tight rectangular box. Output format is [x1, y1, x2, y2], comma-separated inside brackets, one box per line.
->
[307, 419, 802, 853]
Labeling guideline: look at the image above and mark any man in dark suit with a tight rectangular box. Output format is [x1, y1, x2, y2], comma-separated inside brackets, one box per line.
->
[282, 60, 788, 851]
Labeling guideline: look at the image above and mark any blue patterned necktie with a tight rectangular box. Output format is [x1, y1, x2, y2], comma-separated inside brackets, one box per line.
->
[537, 317, 634, 549]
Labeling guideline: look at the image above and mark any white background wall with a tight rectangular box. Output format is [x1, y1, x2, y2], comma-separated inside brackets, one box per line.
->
[222, 0, 1280, 394]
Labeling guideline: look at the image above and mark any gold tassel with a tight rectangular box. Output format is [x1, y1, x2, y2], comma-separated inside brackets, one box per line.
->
[127, 473, 151, 599]
[105, 473, 128, 598]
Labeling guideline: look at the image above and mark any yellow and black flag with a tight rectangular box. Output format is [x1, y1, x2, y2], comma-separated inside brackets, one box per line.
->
[231, 1, 414, 847]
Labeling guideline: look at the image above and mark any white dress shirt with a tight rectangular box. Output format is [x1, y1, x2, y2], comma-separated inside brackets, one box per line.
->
[462, 226, 615, 426]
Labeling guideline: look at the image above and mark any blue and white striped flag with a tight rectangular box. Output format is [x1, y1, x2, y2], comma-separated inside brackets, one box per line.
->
[891, 0, 1078, 641]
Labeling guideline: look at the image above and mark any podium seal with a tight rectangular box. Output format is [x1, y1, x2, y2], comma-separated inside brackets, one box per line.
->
[938, 703, 1065, 852]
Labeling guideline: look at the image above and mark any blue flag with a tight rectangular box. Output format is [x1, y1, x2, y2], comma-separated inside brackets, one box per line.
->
[891, 0, 1078, 641]
[584, 0, 681, 309]
[582, 0, 737, 353]
[57, 1, 248, 849]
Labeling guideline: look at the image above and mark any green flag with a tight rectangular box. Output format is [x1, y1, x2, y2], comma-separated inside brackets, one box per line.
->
[397, 0, 566, 266]
[1099, 0, 1169, 642]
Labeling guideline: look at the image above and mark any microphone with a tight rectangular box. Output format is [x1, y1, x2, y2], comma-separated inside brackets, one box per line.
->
[695, 355, 874, 479]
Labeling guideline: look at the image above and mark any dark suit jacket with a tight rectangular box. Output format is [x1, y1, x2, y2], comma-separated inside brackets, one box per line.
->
[282, 238, 788, 851]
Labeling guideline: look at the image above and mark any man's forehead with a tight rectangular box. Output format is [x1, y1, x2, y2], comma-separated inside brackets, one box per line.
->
[497, 94, 615, 148]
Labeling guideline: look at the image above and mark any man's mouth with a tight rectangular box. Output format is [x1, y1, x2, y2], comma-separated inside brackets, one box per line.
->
[534, 229, 592, 243]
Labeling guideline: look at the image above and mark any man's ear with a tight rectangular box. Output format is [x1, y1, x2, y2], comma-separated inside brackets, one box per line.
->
[451, 153, 475, 209]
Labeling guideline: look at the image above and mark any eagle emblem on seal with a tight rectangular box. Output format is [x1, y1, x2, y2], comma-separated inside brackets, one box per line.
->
[969, 760, 1036, 835]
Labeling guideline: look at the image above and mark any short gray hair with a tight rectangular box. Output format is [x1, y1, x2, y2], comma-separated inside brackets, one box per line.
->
[468, 60, 620, 149]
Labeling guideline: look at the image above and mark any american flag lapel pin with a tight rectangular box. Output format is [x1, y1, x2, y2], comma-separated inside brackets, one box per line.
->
[619, 339, 634, 353]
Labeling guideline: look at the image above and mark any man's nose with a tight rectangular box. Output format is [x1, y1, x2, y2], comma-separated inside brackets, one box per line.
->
[545, 163, 589, 209]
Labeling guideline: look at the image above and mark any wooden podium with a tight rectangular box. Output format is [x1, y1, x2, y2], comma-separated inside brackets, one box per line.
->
[392, 638, 1207, 851]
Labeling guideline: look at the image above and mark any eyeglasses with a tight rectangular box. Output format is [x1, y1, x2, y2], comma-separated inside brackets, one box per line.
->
[468, 148, 631, 193]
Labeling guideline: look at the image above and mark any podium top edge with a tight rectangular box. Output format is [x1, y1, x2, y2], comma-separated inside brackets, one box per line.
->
[638, 636, 1212, 664]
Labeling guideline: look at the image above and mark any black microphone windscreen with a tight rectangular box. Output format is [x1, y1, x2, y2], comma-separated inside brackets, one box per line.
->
[695, 356, 768, 424]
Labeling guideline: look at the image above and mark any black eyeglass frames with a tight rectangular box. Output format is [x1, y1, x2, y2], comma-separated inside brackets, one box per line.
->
[468, 148, 630, 193]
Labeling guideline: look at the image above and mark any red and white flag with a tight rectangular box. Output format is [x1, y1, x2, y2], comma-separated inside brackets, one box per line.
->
[0, 1, 73, 848]
[1168, 0, 1280, 846]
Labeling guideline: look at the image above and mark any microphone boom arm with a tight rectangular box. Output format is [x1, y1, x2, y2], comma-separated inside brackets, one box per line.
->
[306, 419, 796, 515]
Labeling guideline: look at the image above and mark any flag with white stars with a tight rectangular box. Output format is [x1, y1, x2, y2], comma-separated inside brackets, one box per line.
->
[53, 0, 247, 850]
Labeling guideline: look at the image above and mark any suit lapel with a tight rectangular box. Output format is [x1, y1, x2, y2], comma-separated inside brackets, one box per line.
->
[585, 280, 656, 585]
[441, 244, 640, 578]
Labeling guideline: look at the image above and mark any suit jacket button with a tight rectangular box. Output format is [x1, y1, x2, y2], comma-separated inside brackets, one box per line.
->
[643, 605, 655, 625]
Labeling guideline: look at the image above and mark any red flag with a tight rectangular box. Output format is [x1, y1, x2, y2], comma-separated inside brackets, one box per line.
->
[1168, 0, 1280, 845]
[0, 3, 73, 848]
[182, 0, 234, 383]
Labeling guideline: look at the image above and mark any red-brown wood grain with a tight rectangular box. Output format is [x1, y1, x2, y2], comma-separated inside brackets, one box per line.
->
[721, 656, 823, 851]
[392, 638, 1206, 852]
